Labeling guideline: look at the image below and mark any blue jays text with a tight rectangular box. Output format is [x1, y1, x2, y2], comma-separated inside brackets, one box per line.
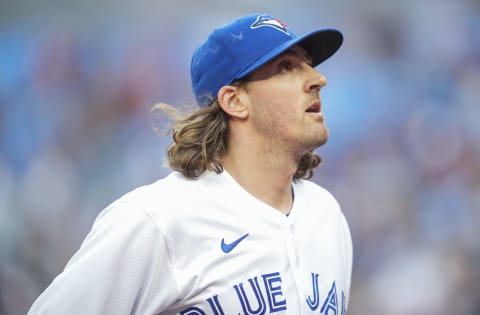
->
[179, 272, 347, 314]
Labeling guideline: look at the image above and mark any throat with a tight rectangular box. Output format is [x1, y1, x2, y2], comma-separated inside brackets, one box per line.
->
[224, 164, 295, 214]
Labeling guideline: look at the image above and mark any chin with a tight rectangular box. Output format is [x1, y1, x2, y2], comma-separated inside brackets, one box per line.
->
[315, 136, 328, 148]
[298, 125, 329, 150]
[305, 134, 328, 151]
[316, 126, 329, 146]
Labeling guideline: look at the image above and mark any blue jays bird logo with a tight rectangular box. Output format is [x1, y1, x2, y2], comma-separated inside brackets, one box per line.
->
[250, 15, 291, 35]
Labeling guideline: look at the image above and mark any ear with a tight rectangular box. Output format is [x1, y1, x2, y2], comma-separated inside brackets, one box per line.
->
[217, 85, 249, 120]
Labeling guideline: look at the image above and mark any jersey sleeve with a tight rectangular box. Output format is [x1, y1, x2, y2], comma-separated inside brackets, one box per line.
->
[28, 201, 179, 315]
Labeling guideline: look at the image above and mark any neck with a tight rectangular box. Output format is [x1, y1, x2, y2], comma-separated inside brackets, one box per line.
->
[222, 142, 298, 214]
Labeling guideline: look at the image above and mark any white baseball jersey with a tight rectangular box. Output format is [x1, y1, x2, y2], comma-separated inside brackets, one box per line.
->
[29, 170, 352, 315]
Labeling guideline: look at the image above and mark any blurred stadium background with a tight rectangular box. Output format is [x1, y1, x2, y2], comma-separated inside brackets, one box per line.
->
[1, 0, 479, 314]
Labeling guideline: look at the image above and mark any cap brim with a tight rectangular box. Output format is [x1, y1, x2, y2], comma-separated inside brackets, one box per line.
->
[235, 28, 343, 80]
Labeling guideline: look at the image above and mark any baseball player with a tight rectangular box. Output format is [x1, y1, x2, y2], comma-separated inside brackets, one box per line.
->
[29, 13, 352, 314]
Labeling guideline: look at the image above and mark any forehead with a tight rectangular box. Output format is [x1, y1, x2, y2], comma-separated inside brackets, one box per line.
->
[242, 45, 312, 80]
[276, 45, 313, 63]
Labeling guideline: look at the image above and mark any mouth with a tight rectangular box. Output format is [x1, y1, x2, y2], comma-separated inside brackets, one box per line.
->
[306, 101, 321, 113]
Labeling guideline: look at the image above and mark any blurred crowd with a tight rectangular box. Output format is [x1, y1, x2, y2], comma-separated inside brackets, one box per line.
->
[1, 1, 479, 314]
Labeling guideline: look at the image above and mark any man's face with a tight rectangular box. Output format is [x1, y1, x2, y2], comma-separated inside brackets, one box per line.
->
[241, 45, 329, 156]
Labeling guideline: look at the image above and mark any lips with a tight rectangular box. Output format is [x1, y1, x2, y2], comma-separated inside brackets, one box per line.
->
[306, 101, 321, 113]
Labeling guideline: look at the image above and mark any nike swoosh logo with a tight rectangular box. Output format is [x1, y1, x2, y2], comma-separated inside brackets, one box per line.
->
[221, 233, 249, 253]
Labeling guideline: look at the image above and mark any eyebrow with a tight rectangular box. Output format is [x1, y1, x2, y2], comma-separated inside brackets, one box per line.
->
[282, 48, 313, 65]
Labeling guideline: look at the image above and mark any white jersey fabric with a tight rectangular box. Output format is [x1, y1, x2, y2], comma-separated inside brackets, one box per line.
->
[29, 170, 353, 315]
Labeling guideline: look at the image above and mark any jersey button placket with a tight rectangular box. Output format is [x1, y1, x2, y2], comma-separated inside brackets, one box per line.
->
[288, 224, 300, 265]
[284, 222, 305, 313]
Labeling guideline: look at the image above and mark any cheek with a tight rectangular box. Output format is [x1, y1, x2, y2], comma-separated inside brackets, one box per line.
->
[253, 86, 298, 116]
[251, 95, 298, 134]
[247, 82, 302, 131]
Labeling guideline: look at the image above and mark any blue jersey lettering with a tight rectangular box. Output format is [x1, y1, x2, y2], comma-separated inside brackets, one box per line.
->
[178, 272, 347, 315]
[180, 307, 206, 315]
[320, 281, 338, 315]
[306, 272, 320, 310]
[262, 272, 286, 312]
[234, 276, 267, 315]
[206, 295, 225, 315]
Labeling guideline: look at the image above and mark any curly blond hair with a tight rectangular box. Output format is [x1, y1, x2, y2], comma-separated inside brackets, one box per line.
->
[151, 100, 321, 180]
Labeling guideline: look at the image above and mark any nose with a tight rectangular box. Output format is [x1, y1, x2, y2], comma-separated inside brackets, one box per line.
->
[304, 65, 327, 93]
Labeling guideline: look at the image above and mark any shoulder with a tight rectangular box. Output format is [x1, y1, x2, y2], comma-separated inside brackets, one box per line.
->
[294, 179, 340, 208]
[292, 179, 350, 227]
[293, 179, 352, 250]
[96, 171, 226, 226]
[111, 171, 199, 209]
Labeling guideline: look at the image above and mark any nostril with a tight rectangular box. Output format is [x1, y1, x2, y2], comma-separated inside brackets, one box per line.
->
[307, 75, 326, 93]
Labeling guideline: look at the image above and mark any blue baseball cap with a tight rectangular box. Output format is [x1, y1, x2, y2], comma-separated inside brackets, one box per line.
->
[191, 13, 343, 107]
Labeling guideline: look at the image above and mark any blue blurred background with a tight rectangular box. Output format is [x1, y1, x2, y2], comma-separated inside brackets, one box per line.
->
[1, 1, 479, 314]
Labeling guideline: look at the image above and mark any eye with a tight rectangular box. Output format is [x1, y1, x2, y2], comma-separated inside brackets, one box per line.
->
[278, 60, 293, 74]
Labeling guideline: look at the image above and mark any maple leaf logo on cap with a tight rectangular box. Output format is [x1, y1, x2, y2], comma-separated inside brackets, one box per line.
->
[250, 14, 291, 35]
